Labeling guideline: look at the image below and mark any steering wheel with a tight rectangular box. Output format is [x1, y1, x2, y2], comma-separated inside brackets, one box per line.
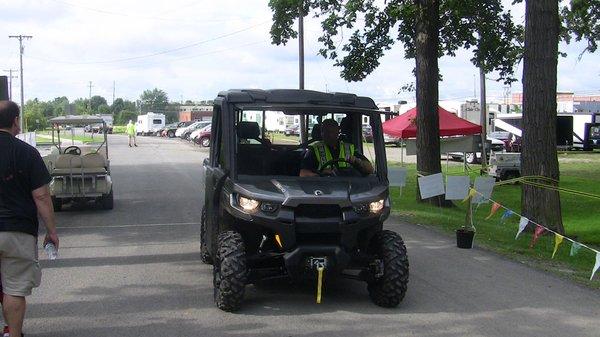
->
[318, 158, 359, 176]
[63, 146, 81, 155]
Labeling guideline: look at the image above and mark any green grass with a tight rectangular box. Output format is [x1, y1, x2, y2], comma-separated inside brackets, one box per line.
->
[390, 158, 600, 288]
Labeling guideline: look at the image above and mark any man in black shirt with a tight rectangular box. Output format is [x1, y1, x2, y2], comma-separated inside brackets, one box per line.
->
[0, 101, 59, 337]
[300, 119, 374, 177]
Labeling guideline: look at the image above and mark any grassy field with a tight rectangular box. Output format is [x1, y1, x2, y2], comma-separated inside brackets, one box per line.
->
[389, 151, 600, 288]
[37, 131, 100, 144]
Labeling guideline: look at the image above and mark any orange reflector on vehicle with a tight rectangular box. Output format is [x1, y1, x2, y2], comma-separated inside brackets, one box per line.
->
[274, 234, 283, 248]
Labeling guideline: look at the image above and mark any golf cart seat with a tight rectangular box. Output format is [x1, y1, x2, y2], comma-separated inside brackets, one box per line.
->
[52, 153, 107, 175]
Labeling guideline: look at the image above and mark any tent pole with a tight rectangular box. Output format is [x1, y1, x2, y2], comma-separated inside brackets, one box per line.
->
[401, 138, 404, 166]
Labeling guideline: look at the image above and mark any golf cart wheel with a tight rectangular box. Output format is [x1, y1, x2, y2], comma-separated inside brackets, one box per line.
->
[167, 130, 175, 138]
[52, 197, 62, 212]
[367, 230, 409, 308]
[200, 137, 210, 147]
[465, 152, 478, 164]
[101, 189, 114, 210]
[200, 206, 212, 264]
[213, 231, 247, 312]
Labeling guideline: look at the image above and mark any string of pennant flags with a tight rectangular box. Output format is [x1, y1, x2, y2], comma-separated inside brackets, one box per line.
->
[411, 171, 600, 281]
[466, 187, 600, 281]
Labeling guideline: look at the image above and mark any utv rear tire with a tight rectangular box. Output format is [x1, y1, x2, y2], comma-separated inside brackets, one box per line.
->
[52, 197, 62, 212]
[367, 230, 409, 308]
[101, 190, 114, 210]
[213, 231, 247, 312]
[200, 207, 212, 264]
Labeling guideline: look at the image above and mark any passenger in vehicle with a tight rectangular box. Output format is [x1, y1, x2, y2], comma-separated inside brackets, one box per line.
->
[299, 119, 373, 177]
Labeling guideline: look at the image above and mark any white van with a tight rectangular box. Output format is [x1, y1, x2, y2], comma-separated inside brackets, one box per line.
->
[137, 112, 166, 136]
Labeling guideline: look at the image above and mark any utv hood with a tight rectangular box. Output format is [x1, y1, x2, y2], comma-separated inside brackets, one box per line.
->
[233, 177, 388, 208]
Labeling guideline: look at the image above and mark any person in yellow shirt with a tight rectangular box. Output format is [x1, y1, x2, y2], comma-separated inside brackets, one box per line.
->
[126, 120, 137, 147]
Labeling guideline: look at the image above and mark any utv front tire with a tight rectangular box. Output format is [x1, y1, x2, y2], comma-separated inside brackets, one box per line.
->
[213, 231, 247, 312]
[367, 230, 409, 308]
[200, 207, 212, 264]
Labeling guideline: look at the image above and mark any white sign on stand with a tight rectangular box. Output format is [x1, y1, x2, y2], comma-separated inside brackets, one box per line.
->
[418, 173, 445, 199]
[445, 176, 470, 200]
[390, 167, 408, 187]
[473, 177, 496, 204]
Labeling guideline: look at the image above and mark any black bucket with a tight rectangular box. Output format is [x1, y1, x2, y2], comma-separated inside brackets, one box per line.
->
[456, 228, 475, 249]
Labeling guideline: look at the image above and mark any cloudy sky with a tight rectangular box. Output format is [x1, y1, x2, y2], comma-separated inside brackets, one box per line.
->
[1, 0, 599, 107]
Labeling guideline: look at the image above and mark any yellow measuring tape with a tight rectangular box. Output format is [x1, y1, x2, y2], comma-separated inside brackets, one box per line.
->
[316, 266, 324, 304]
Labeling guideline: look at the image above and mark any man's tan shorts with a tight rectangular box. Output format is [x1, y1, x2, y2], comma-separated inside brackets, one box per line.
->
[0, 232, 41, 297]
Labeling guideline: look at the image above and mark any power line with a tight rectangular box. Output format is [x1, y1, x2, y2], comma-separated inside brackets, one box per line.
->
[25, 21, 267, 65]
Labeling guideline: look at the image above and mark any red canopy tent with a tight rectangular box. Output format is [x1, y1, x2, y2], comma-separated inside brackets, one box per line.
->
[382, 106, 482, 138]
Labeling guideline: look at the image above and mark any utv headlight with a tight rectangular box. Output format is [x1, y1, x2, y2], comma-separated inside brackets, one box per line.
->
[238, 196, 260, 211]
[369, 199, 385, 213]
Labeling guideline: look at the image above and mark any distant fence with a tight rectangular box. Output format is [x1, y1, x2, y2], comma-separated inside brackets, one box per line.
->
[16, 132, 36, 147]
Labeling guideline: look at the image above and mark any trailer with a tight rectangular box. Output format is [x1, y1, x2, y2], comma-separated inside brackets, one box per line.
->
[137, 112, 166, 136]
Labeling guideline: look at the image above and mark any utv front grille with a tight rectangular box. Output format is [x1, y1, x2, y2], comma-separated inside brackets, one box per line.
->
[296, 204, 342, 219]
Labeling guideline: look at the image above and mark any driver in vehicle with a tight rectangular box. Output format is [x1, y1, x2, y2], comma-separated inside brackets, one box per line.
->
[300, 119, 374, 177]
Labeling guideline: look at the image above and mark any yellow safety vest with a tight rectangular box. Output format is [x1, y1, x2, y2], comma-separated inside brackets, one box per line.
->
[310, 141, 355, 171]
[126, 123, 136, 136]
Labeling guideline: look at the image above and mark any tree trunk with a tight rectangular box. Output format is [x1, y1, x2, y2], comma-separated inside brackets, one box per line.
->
[521, 0, 564, 233]
[415, 0, 446, 206]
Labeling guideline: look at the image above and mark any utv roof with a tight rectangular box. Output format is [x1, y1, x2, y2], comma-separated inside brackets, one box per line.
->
[217, 89, 381, 113]
[49, 115, 105, 124]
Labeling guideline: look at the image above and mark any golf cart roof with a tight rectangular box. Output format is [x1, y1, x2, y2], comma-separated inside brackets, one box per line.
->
[218, 89, 382, 113]
[49, 115, 105, 124]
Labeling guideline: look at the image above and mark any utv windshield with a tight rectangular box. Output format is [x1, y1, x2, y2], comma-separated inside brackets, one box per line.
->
[234, 107, 382, 178]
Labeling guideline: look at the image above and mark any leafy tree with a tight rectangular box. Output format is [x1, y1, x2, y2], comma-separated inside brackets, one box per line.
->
[90, 95, 108, 113]
[97, 104, 111, 115]
[73, 98, 89, 115]
[563, 0, 600, 54]
[140, 88, 169, 113]
[23, 99, 48, 131]
[116, 110, 138, 125]
[51, 96, 69, 116]
[111, 98, 125, 114]
[269, 0, 521, 204]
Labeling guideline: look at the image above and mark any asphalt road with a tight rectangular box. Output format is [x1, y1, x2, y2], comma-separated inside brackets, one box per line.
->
[25, 135, 599, 337]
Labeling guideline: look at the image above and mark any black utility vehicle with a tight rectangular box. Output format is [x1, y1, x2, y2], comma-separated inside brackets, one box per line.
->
[201, 89, 409, 311]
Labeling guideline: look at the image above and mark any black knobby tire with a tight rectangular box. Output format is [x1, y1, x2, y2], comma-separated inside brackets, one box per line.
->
[213, 231, 247, 312]
[52, 197, 62, 212]
[200, 206, 212, 264]
[367, 230, 409, 308]
[101, 189, 114, 210]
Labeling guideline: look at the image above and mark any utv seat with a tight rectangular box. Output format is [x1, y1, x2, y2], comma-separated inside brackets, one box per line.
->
[237, 121, 271, 175]
[52, 154, 82, 175]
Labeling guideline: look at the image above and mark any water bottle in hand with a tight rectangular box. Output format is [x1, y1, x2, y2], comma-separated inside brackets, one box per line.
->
[44, 242, 58, 260]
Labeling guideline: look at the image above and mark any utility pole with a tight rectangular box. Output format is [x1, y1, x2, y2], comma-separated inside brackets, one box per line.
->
[9, 34, 32, 132]
[298, 2, 307, 143]
[3, 69, 18, 100]
[88, 81, 94, 113]
[112, 81, 116, 105]
[479, 67, 488, 169]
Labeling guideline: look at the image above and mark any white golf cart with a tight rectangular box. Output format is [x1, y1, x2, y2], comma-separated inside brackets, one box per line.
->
[45, 116, 113, 211]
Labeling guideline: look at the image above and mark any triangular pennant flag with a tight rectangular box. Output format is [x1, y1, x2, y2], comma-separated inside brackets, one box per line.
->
[515, 217, 529, 239]
[529, 225, 545, 248]
[485, 202, 502, 220]
[462, 188, 477, 203]
[570, 242, 582, 256]
[552, 234, 564, 258]
[591, 252, 600, 281]
[500, 210, 514, 223]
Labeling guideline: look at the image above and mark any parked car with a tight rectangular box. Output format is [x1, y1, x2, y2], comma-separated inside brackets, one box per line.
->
[383, 133, 402, 147]
[191, 125, 212, 147]
[489, 131, 521, 152]
[161, 121, 191, 138]
[181, 121, 211, 140]
[284, 124, 299, 136]
[450, 137, 506, 164]
[362, 125, 373, 142]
